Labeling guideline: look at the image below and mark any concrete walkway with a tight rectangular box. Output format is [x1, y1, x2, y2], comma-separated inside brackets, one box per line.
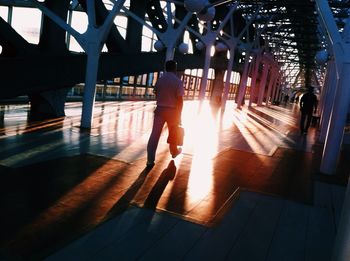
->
[0, 101, 348, 260]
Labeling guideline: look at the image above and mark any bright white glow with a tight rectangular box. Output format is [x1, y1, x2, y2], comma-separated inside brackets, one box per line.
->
[142, 36, 153, 52]
[12, 7, 41, 44]
[181, 101, 218, 202]
[210, 45, 215, 56]
[247, 77, 251, 87]
[68, 11, 88, 52]
[0, 6, 8, 21]
[232, 71, 240, 84]
[198, 23, 204, 34]
[114, 15, 127, 39]
[184, 31, 193, 54]
[71, 11, 88, 34]
[142, 25, 155, 52]
[142, 25, 153, 38]
[197, 68, 203, 77]
[191, 68, 198, 76]
[208, 68, 215, 79]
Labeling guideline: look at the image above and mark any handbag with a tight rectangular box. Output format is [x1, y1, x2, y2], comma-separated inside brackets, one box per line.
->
[167, 125, 185, 146]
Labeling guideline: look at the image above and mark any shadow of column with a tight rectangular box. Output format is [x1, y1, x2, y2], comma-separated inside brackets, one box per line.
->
[104, 167, 153, 220]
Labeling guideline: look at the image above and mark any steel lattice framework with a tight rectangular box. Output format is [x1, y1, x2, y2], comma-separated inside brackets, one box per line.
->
[0, 0, 348, 97]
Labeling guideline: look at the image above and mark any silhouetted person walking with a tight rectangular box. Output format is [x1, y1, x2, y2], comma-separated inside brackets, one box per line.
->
[300, 86, 318, 134]
[146, 60, 184, 168]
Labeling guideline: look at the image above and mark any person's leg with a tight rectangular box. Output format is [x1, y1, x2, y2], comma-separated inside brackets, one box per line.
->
[147, 110, 165, 164]
[305, 112, 313, 132]
[168, 124, 181, 156]
[164, 109, 182, 157]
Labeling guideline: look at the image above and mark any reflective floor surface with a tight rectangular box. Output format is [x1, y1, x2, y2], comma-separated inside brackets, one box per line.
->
[0, 100, 349, 260]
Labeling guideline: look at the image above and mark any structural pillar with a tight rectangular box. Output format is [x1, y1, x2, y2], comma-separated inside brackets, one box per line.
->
[236, 51, 251, 108]
[81, 43, 100, 128]
[319, 59, 337, 143]
[248, 51, 262, 106]
[257, 61, 269, 106]
[321, 63, 350, 174]
[332, 175, 350, 261]
[265, 66, 276, 106]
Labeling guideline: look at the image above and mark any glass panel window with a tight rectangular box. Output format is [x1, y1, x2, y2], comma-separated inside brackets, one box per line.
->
[136, 75, 142, 85]
[142, 36, 152, 52]
[12, 7, 42, 44]
[0, 6, 8, 21]
[68, 11, 88, 52]
[142, 26, 153, 38]
[208, 68, 215, 79]
[142, 74, 147, 85]
[183, 31, 193, 54]
[114, 15, 127, 39]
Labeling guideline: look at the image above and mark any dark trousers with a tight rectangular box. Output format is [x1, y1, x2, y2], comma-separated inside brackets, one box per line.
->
[147, 107, 179, 163]
[300, 112, 313, 132]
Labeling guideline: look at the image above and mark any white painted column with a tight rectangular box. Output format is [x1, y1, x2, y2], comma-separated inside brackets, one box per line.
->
[236, 50, 251, 109]
[318, 61, 332, 118]
[316, 0, 350, 174]
[32, 0, 127, 129]
[257, 62, 269, 106]
[81, 44, 100, 128]
[319, 59, 337, 143]
[271, 74, 280, 103]
[248, 51, 262, 106]
[123, 5, 192, 63]
[321, 63, 350, 174]
[221, 44, 236, 111]
[199, 45, 213, 100]
[265, 67, 276, 106]
[221, 3, 259, 110]
[196, 5, 237, 102]
[332, 175, 350, 261]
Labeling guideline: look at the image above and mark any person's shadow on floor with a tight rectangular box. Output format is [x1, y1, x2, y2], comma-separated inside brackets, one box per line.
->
[143, 160, 177, 209]
[104, 166, 153, 220]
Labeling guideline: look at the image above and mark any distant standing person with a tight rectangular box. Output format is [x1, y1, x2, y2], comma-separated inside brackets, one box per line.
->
[300, 86, 318, 134]
[146, 60, 184, 168]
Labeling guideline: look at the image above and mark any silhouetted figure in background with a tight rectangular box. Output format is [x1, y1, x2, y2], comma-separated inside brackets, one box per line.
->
[146, 60, 184, 168]
[300, 87, 318, 134]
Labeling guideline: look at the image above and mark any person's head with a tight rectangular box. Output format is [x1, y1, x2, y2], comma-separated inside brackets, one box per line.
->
[165, 60, 177, 72]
